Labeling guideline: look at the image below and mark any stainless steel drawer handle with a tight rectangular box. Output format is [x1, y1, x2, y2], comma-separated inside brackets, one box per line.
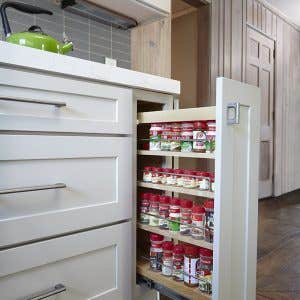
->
[0, 96, 66, 107]
[0, 183, 66, 195]
[22, 284, 66, 300]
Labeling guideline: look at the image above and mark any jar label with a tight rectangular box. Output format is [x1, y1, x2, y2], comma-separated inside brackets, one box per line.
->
[184, 257, 199, 285]
[162, 259, 173, 276]
[150, 250, 163, 271]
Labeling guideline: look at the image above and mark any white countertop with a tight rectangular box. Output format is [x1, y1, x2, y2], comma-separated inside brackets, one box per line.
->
[0, 41, 180, 95]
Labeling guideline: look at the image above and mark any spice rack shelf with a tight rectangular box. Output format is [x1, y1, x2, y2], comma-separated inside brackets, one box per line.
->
[137, 258, 211, 300]
[137, 150, 215, 159]
[137, 181, 214, 198]
[138, 223, 213, 250]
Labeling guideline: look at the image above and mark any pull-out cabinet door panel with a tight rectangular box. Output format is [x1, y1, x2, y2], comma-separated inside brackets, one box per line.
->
[0, 222, 132, 300]
[0, 68, 132, 134]
[0, 135, 132, 248]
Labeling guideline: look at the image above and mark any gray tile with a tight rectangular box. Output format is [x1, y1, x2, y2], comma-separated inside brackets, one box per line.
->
[36, 0, 62, 15]
[90, 53, 105, 64]
[69, 49, 89, 60]
[90, 20, 110, 32]
[90, 44, 111, 57]
[117, 59, 131, 69]
[36, 18, 63, 34]
[90, 34, 110, 47]
[112, 49, 130, 62]
[64, 11, 87, 25]
[64, 27, 89, 44]
[90, 26, 111, 41]
[64, 17, 89, 34]
[7, 10, 35, 26]
[36, 11, 63, 24]
[112, 27, 130, 39]
[112, 41, 130, 54]
[71, 39, 89, 52]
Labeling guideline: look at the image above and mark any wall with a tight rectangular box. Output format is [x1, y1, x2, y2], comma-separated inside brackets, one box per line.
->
[0, 0, 131, 69]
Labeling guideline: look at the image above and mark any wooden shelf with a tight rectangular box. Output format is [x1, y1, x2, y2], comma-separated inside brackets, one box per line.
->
[137, 181, 214, 198]
[137, 258, 211, 300]
[138, 223, 213, 250]
[137, 106, 216, 124]
[137, 150, 215, 159]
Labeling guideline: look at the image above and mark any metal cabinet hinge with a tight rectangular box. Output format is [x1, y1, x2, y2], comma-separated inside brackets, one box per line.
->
[227, 102, 250, 125]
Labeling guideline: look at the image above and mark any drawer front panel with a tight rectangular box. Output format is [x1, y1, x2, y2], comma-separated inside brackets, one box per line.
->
[0, 222, 132, 300]
[0, 135, 132, 247]
[0, 68, 132, 134]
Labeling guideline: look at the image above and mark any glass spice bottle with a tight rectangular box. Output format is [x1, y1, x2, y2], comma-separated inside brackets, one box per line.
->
[198, 248, 213, 294]
[172, 244, 185, 282]
[161, 168, 168, 185]
[149, 233, 164, 272]
[162, 241, 174, 277]
[183, 170, 197, 189]
[204, 199, 214, 243]
[193, 121, 207, 153]
[149, 123, 163, 151]
[143, 166, 153, 182]
[181, 122, 194, 152]
[159, 195, 170, 230]
[166, 169, 176, 185]
[170, 123, 181, 151]
[198, 172, 210, 191]
[151, 167, 162, 184]
[180, 199, 193, 235]
[210, 173, 215, 192]
[149, 194, 160, 227]
[161, 123, 172, 151]
[139, 192, 151, 224]
[184, 245, 199, 287]
[205, 121, 216, 153]
[191, 205, 205, 240]
[174, 169, 184, 187]
[168, 197, 181, 232]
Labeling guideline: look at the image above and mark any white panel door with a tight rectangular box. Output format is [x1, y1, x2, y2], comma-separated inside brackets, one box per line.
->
[0, 222, 132, 300]
[214, 78, 260, 300]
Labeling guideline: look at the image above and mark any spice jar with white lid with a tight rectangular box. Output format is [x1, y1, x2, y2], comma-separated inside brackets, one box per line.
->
[180, 199, 193, 235]
[149, 194, 160, 227]
[183, 170, 197, 189]
[159, 195, 170, 230]
[198, 172, 210, 191]
[143, 166, 153, 182]
[162, 241, 174, 276]
[172, 244, 185, 282]
[139, 192, 151, 224]
[184, 245, 199, 287]
[149, 123, 163, 151]
[205, 121, 216, 153]
[170, 123, 181, 151]
[181, 122, 194, 152]
[161, 123, 172, 151]
[191, 205, 205, 240]
[150, 233, 164, 272]
[166, 169, 176, 185]
[174, 169, 184, 186]
[169, 197, 181, 232]
[151, 167, 162, 184]
[193, 121, 207, 153]
[204, 199, 214, 243]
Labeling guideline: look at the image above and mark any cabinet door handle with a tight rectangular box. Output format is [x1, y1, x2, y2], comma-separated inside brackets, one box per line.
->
[22, 284, 66, 300]
[0, 183, 66, 195]
[0, 96, 66, 107]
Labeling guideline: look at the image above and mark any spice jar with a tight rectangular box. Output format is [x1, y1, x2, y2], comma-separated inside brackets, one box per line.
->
[162, 241, 174, 276]
[170, 123, 181, 151]
[166, 169, 176, 185]
[172, 244, 185, 282]
[198, 248, 213, 294]
[204, 200, 214, 243]
[210, 173, 215, 192]
[169, 197, 181, 232]
[174, 169, 184, 187]
[139, 192, 151, 224]
[149, 194, 160, 227]
[159, 195, 170, 230]
[184, 245, 199, 287]
[198, 172, 210, 191]
[150, 234, 164, 272]
[161, 168, 168, 185]
[149, 123, 163, 151]
[193, 121, 207, 153]
[183, 170, 197, 189]
[151, 167, 162, 184]
[161, 123, 172, 151]
[180, 199, 193, 235]
[181, 122, 194, 152]
[205, 121, 216, 153]
[191, 205, 205, 240]
[143, 166, 153, 182]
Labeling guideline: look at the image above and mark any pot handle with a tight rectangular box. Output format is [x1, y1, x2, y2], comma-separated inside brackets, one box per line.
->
[28, 25, 44, 34]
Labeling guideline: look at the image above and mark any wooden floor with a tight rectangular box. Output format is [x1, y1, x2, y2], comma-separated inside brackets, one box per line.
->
[257, 189, 300, 299]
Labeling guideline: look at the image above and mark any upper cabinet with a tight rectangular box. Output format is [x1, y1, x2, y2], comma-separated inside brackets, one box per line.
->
[87, 0, 170, 24]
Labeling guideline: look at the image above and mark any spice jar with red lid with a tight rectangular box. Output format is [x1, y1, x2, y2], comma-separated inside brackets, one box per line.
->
[169, 197, 181, 232]
[162, 241, 174, 276]
[193, 121, 207, 153]
[161, 168, 169, 185]
[150, 123, 163, 151]
[159, 195, 170, 230]
[191, 205, 205, 240]
[183, 170, 197, 189]
[151, 167, 162, 184]
[198, 172, 210, 191]
[172, 244, 185, 281]
[181, 122, 194, 152]
[161, 123, 172, 151]
[180, 199, 193, 235]
[205, 120, 216, 153]
[184, 245, 199, 287]
[210, 173, 215, 192]
[198, 248, 213, 294]
[149, 234, 164, 272]
[166, 169, 176, 185]
[149, 194, 160, 227]
[143, 166, 153, 182]
[170, 123, 181, 151]
[204, 200, 214, 242]
[139, 192, 151, 224]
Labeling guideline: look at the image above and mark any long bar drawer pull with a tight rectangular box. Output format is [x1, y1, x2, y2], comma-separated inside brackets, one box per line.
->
[22, 284, 66, 300]
[0, 96, 66, 107]
[0, 183, 66, 195]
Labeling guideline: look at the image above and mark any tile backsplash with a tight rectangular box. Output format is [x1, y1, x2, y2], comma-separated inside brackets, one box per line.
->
[0, 0, 131, 69]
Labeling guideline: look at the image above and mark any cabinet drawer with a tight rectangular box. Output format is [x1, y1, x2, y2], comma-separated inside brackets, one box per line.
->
[0, 68, 132, 134]
[0, 135, 132, 247]
[0, 222, 132, 300]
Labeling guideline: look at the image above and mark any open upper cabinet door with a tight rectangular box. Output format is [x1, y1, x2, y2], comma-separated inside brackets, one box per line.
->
[214, 78, 260, 300]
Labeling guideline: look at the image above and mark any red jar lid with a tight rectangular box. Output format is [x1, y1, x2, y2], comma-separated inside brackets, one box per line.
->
[161, 168, 168, 173]
[184, 245, 199, 257]
[180, 199, 193, 208]
[173, 244, 185, 255]
[181, 122, 194, 128]
[199, 247, 213, 257]
[174, 169, 184, 174]
[198, 171, 210, 177]
[152, 167, 162, 172]
[192, 205, 205, 214]
[144, 166, 152, 171]
[159, 195, 171, 204]
[204, 199, 214, 209]
[183, 170, 195, 175]
[141, 192, 151, 200]
[170, 197, 181, 206]
[149, 194, 160, 202]
[151, 123, 163, 127]
[165, 168, 173, 173]
[162, 241, 174, 251]
[193, 121, 207, 130]
[150, 233, 164, 242]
